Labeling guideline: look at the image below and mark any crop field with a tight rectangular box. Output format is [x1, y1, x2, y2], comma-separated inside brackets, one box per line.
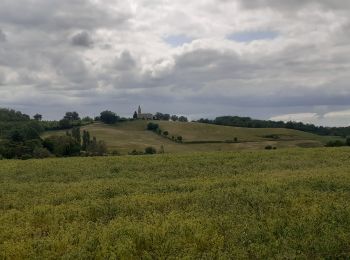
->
[42, 121, 341, 154]
[1, 148, 350, 258]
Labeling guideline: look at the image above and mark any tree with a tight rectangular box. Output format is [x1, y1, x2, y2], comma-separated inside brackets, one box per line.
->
[58, 119, 72, 129]
[171, 115, 178, 121]
[346, 138, 350, 146]
[133, 111, 138, 119]
[82, 130, 91, 151]
[64, 111, 80, 121]
[178, 116, 188, 122]
[100, 111, 119, 124]
[177, 136, 183, 142]
[33, 114, 42, 121]
[163, 131, 169, 137]
[71, 127, 81, 144]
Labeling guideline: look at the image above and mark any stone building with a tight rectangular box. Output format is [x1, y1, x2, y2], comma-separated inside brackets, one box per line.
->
[136, 106, 154, 120]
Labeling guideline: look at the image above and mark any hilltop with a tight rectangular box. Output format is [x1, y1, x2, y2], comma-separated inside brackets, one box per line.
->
[43, 120, 341, 154]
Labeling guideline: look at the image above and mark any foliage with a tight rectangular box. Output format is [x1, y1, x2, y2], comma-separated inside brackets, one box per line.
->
[178, 116, 188, 122]
[198, 116, 350, 137]
[64, 111, 80, 121]
[100, 111, 120, 124]
[155, 112, 170, 121]
[2, 149, 350, 258]
[325, 140, 346, 147]
[43, 135, 81, 157]
[147, 122, 159, 131]
[144, 146, 157, 154]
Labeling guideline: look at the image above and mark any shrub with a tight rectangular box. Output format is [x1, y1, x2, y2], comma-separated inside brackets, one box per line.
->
[346, 138, 350, 146]
[163, 131, 169, 137]
[325, 140, 345, 147]
[265, 145, 273, 150]
[177, 136, 183, 142]
[147, 122, 159, 131]
[145, 146, 157, 154]
[110, 150, 120, 156]
[234, 137, 238, 142]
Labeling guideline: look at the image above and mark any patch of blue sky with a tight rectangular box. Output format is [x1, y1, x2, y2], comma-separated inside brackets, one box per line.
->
[164, 34, 193, 47]
[228, 31, 278, 43]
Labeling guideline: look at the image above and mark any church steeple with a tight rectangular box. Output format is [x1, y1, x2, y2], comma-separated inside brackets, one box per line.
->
[138, 105, 141, 114]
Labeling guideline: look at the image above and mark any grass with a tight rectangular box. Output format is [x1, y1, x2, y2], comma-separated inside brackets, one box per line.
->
[1, 148, 350, 258]
[42, 121, 342, 154]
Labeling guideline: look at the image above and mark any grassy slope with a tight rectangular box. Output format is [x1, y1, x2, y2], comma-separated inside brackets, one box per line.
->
[1, 148, 350, 258]
[42, 121, 341, 154]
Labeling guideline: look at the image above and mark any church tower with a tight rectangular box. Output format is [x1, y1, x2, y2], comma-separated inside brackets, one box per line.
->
[138, 105, 141, 115]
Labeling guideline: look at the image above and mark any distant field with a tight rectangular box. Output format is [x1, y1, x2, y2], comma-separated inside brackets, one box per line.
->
[1, 148, 350, 258]
[42, 121, 342, 154]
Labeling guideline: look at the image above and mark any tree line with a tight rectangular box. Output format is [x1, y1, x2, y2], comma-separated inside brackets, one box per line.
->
[197, 116, 350, 137]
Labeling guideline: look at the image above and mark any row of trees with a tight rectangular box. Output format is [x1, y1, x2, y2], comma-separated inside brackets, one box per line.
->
[147, 123, 183, 143]
[198, 116, 350, 137]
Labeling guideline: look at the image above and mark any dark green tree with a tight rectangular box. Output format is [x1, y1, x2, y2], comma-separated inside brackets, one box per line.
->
[100, 111, 119, 124]
[133, 111, 138, 119]
[33, 114, 42, 121]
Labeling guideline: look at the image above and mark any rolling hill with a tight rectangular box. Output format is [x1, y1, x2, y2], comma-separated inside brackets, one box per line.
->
[42, 120, 341, 154]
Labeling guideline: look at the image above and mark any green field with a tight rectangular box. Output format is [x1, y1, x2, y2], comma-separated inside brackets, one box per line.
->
[1, 148, 350, 258]
[42, 121, 341, 154]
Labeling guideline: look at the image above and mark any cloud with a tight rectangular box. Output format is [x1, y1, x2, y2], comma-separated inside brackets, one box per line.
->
[71, 31, 93, 47]
[0, 0, 349, 125]
[0, 29, 6, 42]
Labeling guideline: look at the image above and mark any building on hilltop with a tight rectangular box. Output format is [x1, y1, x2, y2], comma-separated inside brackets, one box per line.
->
[136, 105, 154, 120]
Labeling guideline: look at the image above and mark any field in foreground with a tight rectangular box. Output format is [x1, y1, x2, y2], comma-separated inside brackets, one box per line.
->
[43, 121, 341, 154]
[1, 148, 350, 258]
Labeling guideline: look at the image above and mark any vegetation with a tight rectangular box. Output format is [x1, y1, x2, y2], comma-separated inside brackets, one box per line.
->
[99, 111, 120, 124]
[1, 148, 350, 258]
[198, 116, 350, 137]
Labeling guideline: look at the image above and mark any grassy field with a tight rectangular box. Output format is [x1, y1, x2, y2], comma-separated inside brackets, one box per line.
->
[1, 148, 350, 258]
[42, 121, 341, 154]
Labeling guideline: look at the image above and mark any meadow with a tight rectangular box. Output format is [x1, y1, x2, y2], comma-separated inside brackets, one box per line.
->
[42, 121, 341, 154]
[1, 148, 350, 258]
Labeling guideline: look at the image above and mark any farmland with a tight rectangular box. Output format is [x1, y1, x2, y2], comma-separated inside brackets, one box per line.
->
[1, 148, 350, 258]
[42, 121, 341, 154]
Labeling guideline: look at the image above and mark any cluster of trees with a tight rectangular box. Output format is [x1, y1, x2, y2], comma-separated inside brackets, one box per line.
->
[151, 112, 188, 122]
[0, 109, 46, 159]
[0, 108, 109, 159]
[43, 128, 107, 157]
[197, 116, 350, 137]
[146, 123, 183, 143]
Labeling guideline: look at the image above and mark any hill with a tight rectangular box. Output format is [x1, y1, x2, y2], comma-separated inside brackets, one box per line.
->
[1, 148, 350, 258]
[43, 120, 342, 154]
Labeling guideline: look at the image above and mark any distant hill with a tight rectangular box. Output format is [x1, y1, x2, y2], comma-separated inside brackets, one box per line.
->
[43, 120, 343, 154]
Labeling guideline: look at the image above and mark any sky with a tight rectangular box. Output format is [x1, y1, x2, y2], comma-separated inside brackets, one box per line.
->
[0, 0, 349, 126]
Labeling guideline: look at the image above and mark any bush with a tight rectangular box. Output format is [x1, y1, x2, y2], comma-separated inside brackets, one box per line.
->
[177, 136, 183, 142]
[147, 123, 159, 131]
[145, 146, 157, 154]
[325, 140, 345, 147]
[265, 145, 273, 150]
[163, 131, 169, 137]
[110, 150, 120, 156]
[346, 138, 350, 146]
[128, 150, 144, 155]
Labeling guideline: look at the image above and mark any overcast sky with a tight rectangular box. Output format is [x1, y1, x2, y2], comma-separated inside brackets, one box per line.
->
[0, 0, 349, 126]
